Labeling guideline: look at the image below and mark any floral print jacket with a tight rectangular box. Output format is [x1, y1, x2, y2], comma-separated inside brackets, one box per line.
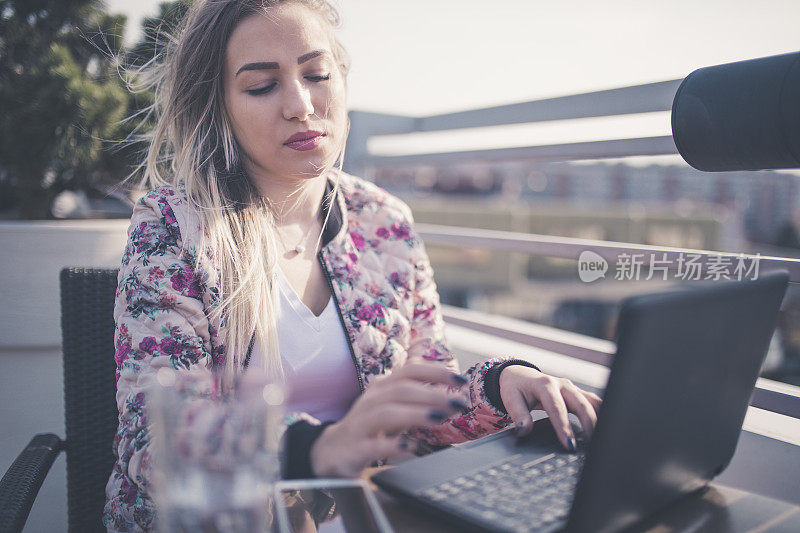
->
[104, 171, 514, 531]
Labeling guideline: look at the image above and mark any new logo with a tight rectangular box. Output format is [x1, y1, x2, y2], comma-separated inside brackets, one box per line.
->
[578, 251, 608, 282]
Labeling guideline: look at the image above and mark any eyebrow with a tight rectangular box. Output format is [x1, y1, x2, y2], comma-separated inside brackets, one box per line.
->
[234, 49, 327, 78]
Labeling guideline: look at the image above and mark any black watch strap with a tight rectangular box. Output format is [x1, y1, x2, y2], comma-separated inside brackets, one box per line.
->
[282, 420, 335, 479]
[483, 359, 540, 414]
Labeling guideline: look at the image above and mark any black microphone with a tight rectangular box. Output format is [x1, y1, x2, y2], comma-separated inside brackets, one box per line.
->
[671, 51, 800, 171]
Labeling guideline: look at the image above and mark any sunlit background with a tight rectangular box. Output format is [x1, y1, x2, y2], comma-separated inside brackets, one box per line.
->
[5, 0, 797, 380]
[108, 0, 800, 385]
[107, 0, 799, 112]
[2, 2, 800, 530]
[106, 0, 800, 166]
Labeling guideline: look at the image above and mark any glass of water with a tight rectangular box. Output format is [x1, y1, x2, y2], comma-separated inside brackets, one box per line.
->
[149, 368, 285, 533]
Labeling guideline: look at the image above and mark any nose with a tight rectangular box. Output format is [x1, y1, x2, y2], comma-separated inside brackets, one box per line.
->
[282, 80, 314, 122]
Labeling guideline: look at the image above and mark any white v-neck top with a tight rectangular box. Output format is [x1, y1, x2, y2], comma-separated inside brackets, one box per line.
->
[248, 267, 360, 422]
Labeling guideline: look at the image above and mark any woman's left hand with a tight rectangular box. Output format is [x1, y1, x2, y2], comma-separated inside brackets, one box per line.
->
[499, 365, 602, 451]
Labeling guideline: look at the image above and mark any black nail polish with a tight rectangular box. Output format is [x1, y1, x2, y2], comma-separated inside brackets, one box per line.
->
[451, 373, 468, 386]
[428, 409, 448, 423]
[567, 437, 577, 452]
[448, 399, 469, 412]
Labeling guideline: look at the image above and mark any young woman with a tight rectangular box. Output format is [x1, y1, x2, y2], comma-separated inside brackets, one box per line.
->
[104, 0, 602, 530]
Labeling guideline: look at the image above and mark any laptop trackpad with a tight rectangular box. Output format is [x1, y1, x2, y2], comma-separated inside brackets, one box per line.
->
[377, 415, 585, 492]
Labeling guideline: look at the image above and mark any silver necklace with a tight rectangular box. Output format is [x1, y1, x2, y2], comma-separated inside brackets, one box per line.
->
[276, 215, 321, 256]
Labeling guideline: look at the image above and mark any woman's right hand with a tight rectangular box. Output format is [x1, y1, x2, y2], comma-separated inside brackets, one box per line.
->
[309, 362, 470, 477]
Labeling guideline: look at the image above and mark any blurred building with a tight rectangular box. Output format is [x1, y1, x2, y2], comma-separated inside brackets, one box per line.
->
[373, 161, 800, 246]
[369, 161, 800, 385]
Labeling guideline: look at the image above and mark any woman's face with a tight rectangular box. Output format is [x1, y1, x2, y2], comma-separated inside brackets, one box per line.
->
[223, 3, 347, 186]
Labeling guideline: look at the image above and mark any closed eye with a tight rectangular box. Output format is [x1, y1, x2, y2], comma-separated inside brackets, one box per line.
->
[246, 84, 276, 96]
[246, 74, 331, 96]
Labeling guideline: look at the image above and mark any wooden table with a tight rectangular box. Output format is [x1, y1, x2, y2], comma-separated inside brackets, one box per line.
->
[364, 468, 800, 532]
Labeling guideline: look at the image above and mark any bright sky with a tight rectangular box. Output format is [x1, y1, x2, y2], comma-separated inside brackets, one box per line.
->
[103, 0, 800, 169]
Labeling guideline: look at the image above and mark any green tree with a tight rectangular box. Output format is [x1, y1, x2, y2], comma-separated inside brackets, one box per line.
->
[0, 0, 130, 217]
[0, 0, 193, 218]
[98, 1, 192, 193]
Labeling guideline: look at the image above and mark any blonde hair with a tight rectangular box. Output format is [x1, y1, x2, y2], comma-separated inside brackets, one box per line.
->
[122, 0, 351, 384]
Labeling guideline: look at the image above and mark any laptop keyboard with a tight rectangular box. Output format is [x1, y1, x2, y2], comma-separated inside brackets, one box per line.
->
[417, 452, 586, 532]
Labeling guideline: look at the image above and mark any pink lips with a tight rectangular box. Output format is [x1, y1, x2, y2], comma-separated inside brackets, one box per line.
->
[284, 130, 325, 151]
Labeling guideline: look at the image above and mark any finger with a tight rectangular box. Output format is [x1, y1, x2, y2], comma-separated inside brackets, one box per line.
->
[382, 361, 467, 389]
[535, 382, 575, 451]
[384, 434, 418, 460]
[362, 381, 469, 413]
[582, 390, 603, 411]
[361, 404, 453, 436]
[561, 385, 598, 438]
[355, 435, 414, 468]
[502, 387, 535, 437]
[334, 436, 398, 477]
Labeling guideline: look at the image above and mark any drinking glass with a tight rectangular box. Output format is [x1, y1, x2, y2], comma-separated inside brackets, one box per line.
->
[149, 368, 285, 533]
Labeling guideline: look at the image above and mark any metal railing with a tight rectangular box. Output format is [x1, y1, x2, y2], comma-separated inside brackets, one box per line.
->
[344, 80, 800, 422]
[415, 224, 800, 282]
[343, 79, 681, 174]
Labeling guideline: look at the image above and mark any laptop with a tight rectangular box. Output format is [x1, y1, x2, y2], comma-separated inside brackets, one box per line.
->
[372, 271, 790, 533]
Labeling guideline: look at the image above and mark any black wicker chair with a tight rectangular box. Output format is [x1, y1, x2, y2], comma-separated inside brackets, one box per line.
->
[0, 268, 120, 533]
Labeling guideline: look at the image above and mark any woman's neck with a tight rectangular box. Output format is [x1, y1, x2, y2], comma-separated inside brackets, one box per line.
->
[251, 172, 328, 226]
